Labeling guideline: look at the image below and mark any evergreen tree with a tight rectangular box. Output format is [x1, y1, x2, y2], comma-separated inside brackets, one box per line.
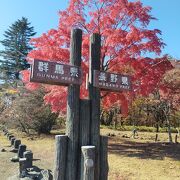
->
[0, 17, 36, 82]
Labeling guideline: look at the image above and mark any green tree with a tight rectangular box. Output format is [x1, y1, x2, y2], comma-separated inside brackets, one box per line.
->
[0, 17, 36, 83]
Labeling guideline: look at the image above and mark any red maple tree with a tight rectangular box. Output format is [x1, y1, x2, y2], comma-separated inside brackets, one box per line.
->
[21, 0, 173, 115]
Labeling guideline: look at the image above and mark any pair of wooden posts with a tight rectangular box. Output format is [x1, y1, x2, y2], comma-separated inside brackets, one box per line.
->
[53, 29, 108, 180]
[30, 28, 109, 180]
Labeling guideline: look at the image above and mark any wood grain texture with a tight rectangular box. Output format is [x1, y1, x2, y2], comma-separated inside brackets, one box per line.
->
[88, 33, 101, 180]
[54, 135, 68, 180]
[66, 28, 82, 180]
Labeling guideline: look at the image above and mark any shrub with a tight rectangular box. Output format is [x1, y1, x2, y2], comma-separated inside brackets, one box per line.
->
[1, 87, 59, 134]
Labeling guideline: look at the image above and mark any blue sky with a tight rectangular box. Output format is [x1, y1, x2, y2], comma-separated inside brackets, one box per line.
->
[0, 0, 179, 59]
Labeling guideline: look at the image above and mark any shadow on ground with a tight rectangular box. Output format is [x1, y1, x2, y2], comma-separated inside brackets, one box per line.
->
[108, 138, 180, 161]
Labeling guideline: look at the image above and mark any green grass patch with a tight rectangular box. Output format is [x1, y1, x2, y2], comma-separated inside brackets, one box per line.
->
[101, 125, 179, 133]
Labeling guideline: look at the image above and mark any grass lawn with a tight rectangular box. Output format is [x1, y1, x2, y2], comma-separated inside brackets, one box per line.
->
[0, 128, 180, 180]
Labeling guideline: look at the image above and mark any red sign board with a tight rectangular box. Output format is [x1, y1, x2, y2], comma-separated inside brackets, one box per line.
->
[30, 59, 82, 86]
[93, 70, 131, 92]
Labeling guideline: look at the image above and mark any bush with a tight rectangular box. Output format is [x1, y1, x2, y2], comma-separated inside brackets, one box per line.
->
[0, 87, 59, 134]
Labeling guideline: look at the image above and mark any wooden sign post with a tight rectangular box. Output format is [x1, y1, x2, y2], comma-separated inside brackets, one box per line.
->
[88, 34, 132, 180]
[30, 29, 83, 180]
[30, 28, 132, 180]
[65, 28, 82, 180]
[88, 33, 101, 180]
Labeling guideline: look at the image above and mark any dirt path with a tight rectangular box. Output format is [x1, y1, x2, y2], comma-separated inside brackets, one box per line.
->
[0, 134, 19, 180]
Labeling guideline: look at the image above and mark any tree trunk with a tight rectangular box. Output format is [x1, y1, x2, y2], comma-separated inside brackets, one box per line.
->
[167, 118, 173, 143]
[155, 122, 159, 142]
[114, 115, 117, 130]
[164, 102, 173, 143]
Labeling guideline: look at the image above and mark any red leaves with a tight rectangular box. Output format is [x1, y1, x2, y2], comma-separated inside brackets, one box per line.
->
[44, 86, 67, 113]
[159, 64, 180, 110]
[130, 56, 173, 97]
[23, 0, 172, 116]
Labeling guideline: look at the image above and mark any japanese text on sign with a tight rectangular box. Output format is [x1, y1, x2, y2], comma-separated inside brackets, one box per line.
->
[93, 70, 131, 91]
[30, 59, 82, 86]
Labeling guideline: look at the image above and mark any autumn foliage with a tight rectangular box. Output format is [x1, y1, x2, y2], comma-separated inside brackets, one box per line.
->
[21, 0, 173, 114]
[160, 61, 180, 110]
